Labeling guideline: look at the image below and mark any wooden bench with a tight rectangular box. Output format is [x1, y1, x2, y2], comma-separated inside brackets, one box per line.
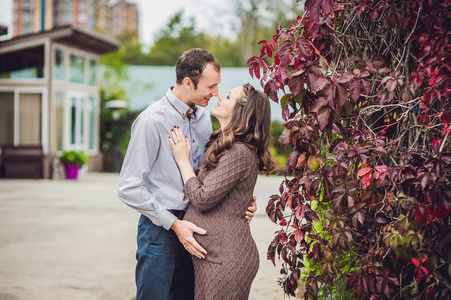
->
[0, 145, 44, 179]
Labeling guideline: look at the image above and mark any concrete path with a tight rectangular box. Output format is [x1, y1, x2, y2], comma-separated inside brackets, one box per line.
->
[0, 173, 293, 300]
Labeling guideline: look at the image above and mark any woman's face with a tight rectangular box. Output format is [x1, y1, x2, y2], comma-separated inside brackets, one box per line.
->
[212, 85, 243, 125]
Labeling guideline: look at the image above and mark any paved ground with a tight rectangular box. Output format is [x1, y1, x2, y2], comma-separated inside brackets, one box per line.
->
[0, 172, 297, 300]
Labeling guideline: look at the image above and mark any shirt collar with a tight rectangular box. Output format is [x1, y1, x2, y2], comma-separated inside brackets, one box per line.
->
[165, 87, 196, 119]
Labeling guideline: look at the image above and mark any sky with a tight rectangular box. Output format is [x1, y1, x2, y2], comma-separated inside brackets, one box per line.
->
[0, 0, 237, 46]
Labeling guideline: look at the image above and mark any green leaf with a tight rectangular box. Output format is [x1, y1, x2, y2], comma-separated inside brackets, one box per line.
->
[281, 93, 292, 109]
[294, 92, 304, 106]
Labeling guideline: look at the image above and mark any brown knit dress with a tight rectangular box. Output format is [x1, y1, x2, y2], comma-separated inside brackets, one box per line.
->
[183, 143, 260, 300]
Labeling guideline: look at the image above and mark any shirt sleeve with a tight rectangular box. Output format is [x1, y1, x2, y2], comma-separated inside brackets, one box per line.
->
[117, 115, 177, 230]
[182, 144, 251, 213]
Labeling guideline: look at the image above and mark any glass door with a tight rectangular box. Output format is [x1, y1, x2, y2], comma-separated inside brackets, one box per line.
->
[68, 92, 86, 150]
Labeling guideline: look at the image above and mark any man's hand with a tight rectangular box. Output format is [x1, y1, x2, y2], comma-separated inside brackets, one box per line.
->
[171, 219, 207, 259]
[245, 196, 257, 224]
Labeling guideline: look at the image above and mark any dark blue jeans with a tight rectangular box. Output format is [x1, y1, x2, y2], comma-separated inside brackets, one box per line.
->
[136, 214, 194, 300]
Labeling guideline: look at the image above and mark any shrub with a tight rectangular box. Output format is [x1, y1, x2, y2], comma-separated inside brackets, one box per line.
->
[59, 151, 89, 168]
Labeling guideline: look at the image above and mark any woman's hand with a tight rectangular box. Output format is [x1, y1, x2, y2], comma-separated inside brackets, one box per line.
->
[169, 126, 191, 166]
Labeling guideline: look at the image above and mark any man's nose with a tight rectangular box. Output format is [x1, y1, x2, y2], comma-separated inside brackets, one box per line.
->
[211, 87, 219, 96]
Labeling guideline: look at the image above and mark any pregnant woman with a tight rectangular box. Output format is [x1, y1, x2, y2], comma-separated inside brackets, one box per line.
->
[169, 83, 276, 299]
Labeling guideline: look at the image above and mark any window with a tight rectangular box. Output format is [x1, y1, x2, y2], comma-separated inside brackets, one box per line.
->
[54, 49, 65, 80]
[70, 53, 84, 84]
[54, 92, 64, 152]
[65, 0, 71, 23]
[88, 96, 96, 150]
[0, 92, 43, 146]
[89, 59, 97, 86]
[0, 45, 44, 79]
[77, 13, 86, 22]
[78, 1, 86, 9]
[70, 94, 84, 149]
[19, 93, 42, 144]
[0, 92, 14, 145]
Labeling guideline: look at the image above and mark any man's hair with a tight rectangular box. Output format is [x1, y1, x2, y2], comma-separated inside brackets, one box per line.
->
[176, 48, 220, 88]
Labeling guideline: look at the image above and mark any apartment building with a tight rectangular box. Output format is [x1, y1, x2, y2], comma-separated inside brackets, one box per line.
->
[11, 0, 139, 40]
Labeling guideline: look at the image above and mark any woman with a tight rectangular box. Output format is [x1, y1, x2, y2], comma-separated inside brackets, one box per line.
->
[169, 83, 276, 299]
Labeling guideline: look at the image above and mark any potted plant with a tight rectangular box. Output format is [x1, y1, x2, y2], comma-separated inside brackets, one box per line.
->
[59, 150, 88, 180]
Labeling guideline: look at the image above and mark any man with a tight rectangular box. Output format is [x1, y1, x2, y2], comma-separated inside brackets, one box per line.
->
[117, 48, 256, 300]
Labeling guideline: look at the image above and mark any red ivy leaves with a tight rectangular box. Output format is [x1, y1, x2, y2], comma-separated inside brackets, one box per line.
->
[252, 0, 451, 298]
[305, 0, 334, 22]
[357, 165, 389, 189]
[411, 255, 428, 283]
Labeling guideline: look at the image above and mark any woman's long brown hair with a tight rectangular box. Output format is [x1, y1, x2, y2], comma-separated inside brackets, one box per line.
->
[201, 83, 276, 175]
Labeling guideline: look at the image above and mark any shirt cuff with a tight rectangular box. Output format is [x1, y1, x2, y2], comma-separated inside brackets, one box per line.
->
[158, 209, 178, 231]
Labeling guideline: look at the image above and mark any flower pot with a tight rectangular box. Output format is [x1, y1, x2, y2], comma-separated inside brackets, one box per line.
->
[64, 163, 80, 180]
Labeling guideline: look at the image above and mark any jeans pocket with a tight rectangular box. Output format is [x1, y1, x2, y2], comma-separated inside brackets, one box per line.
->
[138, 217, 164, 246]
[194, 234, 222, 264]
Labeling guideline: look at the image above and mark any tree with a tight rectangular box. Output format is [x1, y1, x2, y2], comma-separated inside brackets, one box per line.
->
[147, 10, 209, 65]
[249, 0, 451, 299]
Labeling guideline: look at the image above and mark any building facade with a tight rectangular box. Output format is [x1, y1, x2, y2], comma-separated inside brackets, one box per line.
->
[0, 25, 119, 178]
[12, 0, 139, 40]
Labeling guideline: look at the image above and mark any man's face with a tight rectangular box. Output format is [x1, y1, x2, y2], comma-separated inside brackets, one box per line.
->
[189, 64, 221, 107]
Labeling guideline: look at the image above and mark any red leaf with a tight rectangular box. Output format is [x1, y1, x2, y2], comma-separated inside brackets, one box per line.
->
[286, 151, 298, 173]
[305, 0, 321, 22]
[261, 58, 269, 72]
[295, 206, 305, 220]
[318, 106, 331, 130]
[296, 38, 314, 56]
[383, 280, 391, 298]
[361, 173, 371, 189]
[324, 84, 335, 109]
[266, 45, 273, 58]
[336, 84, 348, 107]
[294, 229, 304, 242]
[336, 72, 354, 83]
[421, 254, 428, 263]
[247, 56, 259, 64]
[349, 78, 362, 101]
[311, 97, 328, 113]
[357, 166, 372, 177]
[321, 0, 334, 14]
[279, 218, 287, 226]
[355, 274, 363, 296]
[411, 257, 420, 267]
[420, 266, 428, 275]
[417, 269, 422, 283]
[421, 175, 429, 190]
[374, 165, 388, 173]
[287, 75, 305, 96]
[307, 66, 328, 92]
[297, 152, 307, 167]
[253, 63, 261, 79]
[258, 40, 268, 45]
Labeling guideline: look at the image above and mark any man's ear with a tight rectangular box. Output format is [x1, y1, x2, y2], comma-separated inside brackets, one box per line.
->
[183, 77, 193, 89]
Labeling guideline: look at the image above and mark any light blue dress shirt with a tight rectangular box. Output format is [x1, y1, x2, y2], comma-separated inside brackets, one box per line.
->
[117, 87, 213, 230]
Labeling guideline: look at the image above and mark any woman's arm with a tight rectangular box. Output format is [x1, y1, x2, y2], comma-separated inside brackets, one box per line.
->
[170, 127, 256, 218]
